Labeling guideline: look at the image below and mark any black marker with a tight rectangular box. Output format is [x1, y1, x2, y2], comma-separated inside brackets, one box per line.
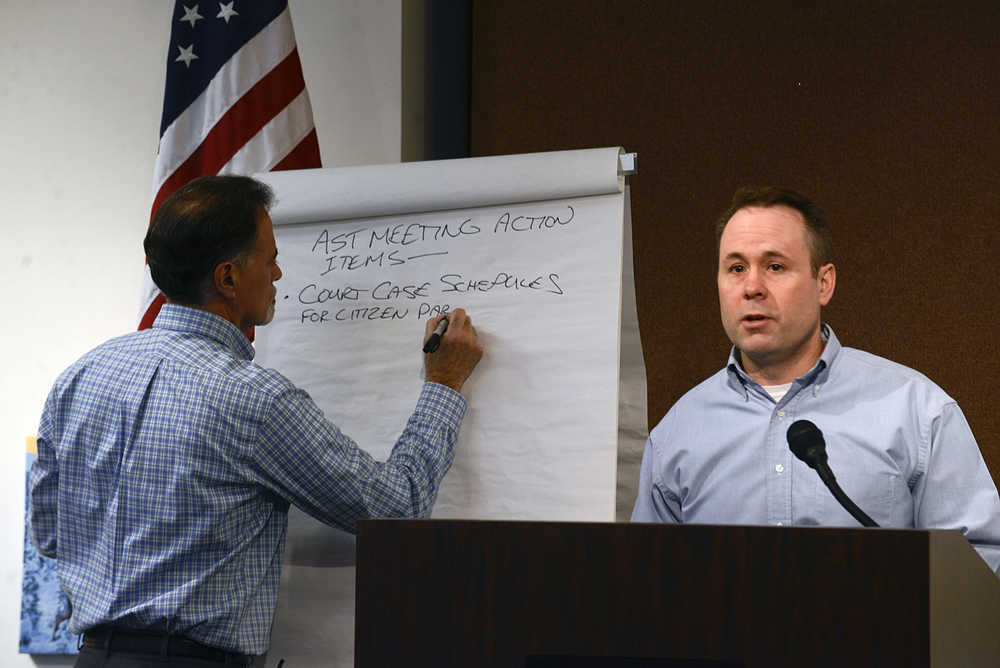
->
[423, 316, 449, 353]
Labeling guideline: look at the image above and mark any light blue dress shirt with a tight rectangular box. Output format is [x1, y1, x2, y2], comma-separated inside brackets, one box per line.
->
[28, 304, 466, 653]
[632, 325, 1000, 574]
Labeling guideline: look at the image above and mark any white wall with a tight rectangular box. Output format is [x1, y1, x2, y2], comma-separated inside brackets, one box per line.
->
[0, 1, 400, 664]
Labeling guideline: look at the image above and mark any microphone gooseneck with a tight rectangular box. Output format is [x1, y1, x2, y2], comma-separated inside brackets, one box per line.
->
[786, 419, 879, 528]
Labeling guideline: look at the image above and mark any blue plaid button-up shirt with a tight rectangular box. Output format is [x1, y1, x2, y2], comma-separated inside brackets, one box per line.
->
[28, 304, 465, 654]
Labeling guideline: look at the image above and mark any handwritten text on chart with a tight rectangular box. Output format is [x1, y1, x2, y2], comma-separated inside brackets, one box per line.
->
[284, 207, 576, 325]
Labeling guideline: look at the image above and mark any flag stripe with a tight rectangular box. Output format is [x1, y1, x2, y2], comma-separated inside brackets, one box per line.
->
[139, 292, 167, 330]
[273, 129, 322, 171]
[220, 87, 315, 175]
[151, 48, 308, 215]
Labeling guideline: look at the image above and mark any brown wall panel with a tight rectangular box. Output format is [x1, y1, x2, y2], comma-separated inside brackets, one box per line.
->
[471, 1, 1000, 484]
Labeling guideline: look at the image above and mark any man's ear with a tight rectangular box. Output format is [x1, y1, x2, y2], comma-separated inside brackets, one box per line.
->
[213, 261, 239, 300]
[818, 262, 836, 306]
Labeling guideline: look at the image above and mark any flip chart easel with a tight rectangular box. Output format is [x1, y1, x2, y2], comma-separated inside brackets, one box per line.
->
[253, 147, 646, 666]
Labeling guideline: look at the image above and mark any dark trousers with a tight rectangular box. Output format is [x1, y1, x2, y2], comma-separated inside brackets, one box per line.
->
[74, 646, 251, 667]
[76, 627, 256, 667]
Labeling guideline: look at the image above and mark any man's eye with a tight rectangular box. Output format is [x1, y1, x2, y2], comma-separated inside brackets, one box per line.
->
[728, 265, 745, 273]
[768, 264, 784, 271]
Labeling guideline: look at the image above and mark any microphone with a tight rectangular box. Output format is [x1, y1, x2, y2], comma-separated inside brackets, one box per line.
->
[786, 419, 879, 528]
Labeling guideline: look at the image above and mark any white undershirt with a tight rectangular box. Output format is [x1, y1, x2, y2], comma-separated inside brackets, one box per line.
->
[762, 382, 793, 402]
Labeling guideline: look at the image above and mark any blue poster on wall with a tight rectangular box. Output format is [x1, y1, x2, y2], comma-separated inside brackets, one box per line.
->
[20, 447, 77, 654]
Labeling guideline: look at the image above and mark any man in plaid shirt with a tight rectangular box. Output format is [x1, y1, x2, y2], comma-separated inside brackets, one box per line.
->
[29, 175, 484, 666]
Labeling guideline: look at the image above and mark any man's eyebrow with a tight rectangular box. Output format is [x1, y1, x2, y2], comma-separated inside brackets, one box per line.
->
[722, 249, 791, 261]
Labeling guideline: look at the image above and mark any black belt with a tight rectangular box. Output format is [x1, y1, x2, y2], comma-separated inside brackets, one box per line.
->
[81, 626, 254, 665]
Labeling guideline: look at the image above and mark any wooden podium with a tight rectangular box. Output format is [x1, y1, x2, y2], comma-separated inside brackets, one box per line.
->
[355, 520, 1000, 667]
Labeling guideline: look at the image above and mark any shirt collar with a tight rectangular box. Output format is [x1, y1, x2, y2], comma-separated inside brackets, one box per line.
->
[726, 323, 841, 396]
[152, 303, 256, 361]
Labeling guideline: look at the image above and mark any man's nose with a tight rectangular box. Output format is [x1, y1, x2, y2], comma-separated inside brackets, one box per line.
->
[743, 268, 765, 298]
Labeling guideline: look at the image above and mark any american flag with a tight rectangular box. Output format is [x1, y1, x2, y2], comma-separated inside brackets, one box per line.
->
[139, 0, 322, 331]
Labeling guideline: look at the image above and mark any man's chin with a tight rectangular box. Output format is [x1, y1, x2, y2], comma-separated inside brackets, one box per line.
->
[729, 328, 772, 351]
[732, 335, 780, 363]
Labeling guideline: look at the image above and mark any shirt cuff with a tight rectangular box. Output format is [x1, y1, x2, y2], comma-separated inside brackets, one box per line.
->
[416, 381, 467, 432]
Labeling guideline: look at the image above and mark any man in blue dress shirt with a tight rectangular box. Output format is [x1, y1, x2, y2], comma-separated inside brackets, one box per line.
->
[28, 175, 484, 666]
[632, 186, 1000, 574]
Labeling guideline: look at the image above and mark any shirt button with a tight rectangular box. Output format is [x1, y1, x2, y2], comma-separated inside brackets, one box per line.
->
[777, 410, 786, 418]
[775, 464, 784, 473]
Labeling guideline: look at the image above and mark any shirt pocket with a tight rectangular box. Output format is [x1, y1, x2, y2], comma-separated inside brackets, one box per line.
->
[808, 468, 904, 528]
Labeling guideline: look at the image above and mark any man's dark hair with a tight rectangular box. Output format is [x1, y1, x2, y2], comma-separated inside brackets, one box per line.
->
[715, 186, 833, 275]
[144, 175, 274, 305]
